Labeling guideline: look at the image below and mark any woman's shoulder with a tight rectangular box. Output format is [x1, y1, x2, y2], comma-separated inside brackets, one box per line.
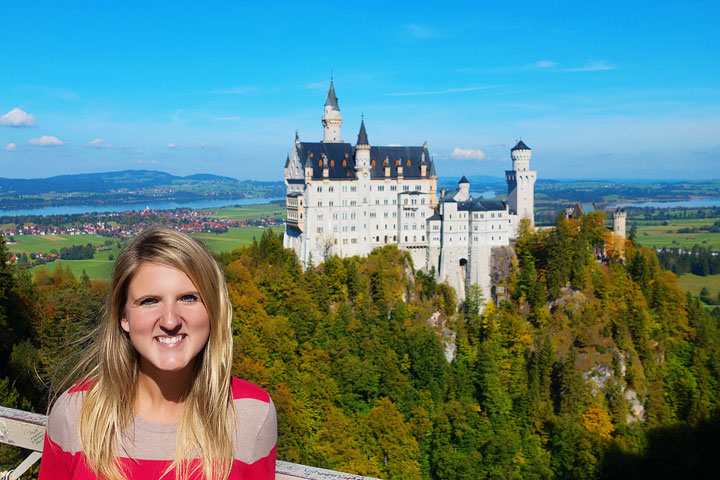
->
[230, 377, 271, 404]
[45, 382, 91, 453]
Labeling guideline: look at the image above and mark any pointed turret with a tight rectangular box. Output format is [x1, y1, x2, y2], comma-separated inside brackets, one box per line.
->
[325, 79, 340, 110]
[355, 116, 371, 171]
[322, 79, 343, 142]
[356, 117, 369, 146]
[459, 175, 469, 184]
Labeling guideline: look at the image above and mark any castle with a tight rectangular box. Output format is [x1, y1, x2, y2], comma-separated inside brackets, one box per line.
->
[283, 81, 536, 299]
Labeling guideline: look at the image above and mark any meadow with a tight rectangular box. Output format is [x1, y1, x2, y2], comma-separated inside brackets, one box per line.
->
[207, 203, 284, 221]
[631, 217, 720, 250]
[26, 226, 284, 280]
[678, 273, 720, 305]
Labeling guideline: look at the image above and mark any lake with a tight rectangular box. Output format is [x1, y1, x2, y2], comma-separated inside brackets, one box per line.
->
[614, 198, 720, 209]
[0, 197, 283, 218]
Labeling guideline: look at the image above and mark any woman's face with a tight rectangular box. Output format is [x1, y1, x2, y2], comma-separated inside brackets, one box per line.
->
[121, 262, 211, 377]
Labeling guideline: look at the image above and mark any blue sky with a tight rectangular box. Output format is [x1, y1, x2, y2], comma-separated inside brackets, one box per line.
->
[1, 1, 719, 181]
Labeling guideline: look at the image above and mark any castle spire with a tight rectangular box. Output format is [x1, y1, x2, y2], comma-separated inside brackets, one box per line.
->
[356, 116, 369, 146]
[325, 79, 340, 110]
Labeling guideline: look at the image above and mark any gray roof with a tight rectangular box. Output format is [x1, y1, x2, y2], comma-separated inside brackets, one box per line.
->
[357, 119, 369, 146]
[284, 154, 290, 168]
[511, 140, 531, 151]
[459, 175, 469, 184]
[325, 81, 339, 110]
[296, 142, 435, 181]
[427, 212, 442, 221]
[457, 199, 506, 212]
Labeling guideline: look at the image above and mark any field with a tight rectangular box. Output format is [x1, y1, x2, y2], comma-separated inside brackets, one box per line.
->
[189, 226, 284, 254]
[27, 226, 284, 280]
[207, 203, 284, 221]
[7, 234, 114, 255]
[631, 217, 720, 249]
[678, 273, 720, 304]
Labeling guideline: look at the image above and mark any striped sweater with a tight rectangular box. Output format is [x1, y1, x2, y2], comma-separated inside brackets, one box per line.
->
[39, 377, 277, 479]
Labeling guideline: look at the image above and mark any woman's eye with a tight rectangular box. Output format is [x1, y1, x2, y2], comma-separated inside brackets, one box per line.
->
[139, 298, 158, 306]
[181, 294, 199, 303]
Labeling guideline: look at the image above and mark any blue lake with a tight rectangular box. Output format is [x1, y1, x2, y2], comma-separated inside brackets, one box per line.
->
[614, 198, 720, 209]
[0, 197, 283, 218]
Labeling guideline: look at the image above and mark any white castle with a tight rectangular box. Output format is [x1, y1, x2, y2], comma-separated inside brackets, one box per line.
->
[284, 81, 537, 299]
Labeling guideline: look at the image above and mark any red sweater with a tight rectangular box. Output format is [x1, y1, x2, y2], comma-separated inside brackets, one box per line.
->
[39, 378, 277, 479]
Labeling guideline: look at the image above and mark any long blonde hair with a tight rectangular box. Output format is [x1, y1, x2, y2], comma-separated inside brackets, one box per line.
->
[72, 227, 234, 480]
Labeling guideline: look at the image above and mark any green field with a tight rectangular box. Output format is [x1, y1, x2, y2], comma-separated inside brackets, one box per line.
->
[632, 217, 720, 249]
[28, 226, 284, 280]
[678, 273, 720, 306]
[7, 234, 114, 255]
[208, 203, 284, 221]
[190, 226, 284, 254]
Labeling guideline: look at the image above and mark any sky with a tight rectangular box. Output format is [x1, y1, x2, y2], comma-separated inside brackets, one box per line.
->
[1, 1, 719, 182]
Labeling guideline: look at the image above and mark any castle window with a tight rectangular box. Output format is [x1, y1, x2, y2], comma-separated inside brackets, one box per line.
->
[330, 160, 335, 166]
[395, 159, 400, 166]
[329, 186, 334, 192]
[317, 213, 323, 220]
[318, 160, 322, 166]
[375, 199, 379, 205]
[372, 159, 376, 166]
[318, 201, 322, 207]
[310, 153, 314, 157]
[350, 186, 356, 192]
[317, 186, 322, 192]
[329, 201, 333, 206]
[406, 159, 411, 166]
[403, 185, 410, 191]
[415, 185, 420, 191]
[342, 160, 347, 166]
[345, 153, 349, 158]
[317, 227, 323, 233]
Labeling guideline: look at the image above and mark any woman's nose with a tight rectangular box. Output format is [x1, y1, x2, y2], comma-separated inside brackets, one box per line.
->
[159, 304, 182, 332]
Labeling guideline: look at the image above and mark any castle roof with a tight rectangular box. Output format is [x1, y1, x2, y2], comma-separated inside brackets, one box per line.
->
[511, 140, 531, 151]
[459, 175, 469, 184]
[357, 118, 369, 146]
[296, 141, 435, 181]
[325, 80, 339, 110]
[457, 199, 506, 212]
[284, 154, 290, 168]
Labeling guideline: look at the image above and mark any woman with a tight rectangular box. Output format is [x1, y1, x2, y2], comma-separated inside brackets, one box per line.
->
[39, 227, 277, 480]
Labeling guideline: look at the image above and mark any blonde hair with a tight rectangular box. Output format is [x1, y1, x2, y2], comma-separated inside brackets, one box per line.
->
[72, 227, 234, 480]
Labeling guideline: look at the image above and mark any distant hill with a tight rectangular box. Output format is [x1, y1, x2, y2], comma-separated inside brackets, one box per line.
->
[0, 170, 285, 210]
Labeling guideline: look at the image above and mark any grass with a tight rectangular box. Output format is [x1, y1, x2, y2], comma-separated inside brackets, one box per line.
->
[7, 234, 114, 255]
[29, 226, 285, 281]
[631, 217, 720, 249]
[678, 273, 720, 301]
[206, 204, 284, 221]
[190, 226, 284, 254]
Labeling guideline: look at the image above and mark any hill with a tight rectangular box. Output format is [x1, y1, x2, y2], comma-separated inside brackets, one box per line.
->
[0, 170, 285, 209]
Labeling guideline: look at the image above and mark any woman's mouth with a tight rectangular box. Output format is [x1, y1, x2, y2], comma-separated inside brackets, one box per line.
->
[155, 335, 186, 346]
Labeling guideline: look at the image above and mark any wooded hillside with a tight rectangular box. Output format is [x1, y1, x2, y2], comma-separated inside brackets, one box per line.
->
[1, 214, 719, 478]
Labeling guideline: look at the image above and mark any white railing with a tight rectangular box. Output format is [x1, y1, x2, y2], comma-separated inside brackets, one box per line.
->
[0, 406, 381, 480]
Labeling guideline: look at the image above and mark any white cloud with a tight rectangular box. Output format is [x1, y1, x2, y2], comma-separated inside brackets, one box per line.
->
[305, 82, 326, 89]
[3, 142, 19, 151]
[565, 60, 617, 72]
[138, 159, 157, 164]
[0, 108, 37, 127]
[450, 147, 487, 161]
[387, 86, 494, 96]
[533, 60, 557, 68]
[166, 143, 177, 148]
[29, 135, 66, 146]
[86, 138, 112, 149]
[387, 143, 403, 147]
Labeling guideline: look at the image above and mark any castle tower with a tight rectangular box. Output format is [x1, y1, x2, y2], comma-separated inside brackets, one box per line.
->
[613, 208, 627, 239]
[322, 80, 343, 142]
[457, 175, 470, 201]
[506, 140, 537, 229]
[355, 117, 371, 171]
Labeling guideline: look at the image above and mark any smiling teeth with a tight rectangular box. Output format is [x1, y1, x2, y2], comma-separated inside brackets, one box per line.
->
[157, 336, 183, 344]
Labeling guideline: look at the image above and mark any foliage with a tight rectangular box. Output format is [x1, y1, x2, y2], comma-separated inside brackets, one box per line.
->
[2, 223, 720, 478]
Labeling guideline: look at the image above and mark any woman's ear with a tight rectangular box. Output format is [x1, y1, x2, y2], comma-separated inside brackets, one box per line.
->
[121, 314, 130, 333]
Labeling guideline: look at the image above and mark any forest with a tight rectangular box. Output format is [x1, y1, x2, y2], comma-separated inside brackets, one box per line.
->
[1, 212, 720, 479]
